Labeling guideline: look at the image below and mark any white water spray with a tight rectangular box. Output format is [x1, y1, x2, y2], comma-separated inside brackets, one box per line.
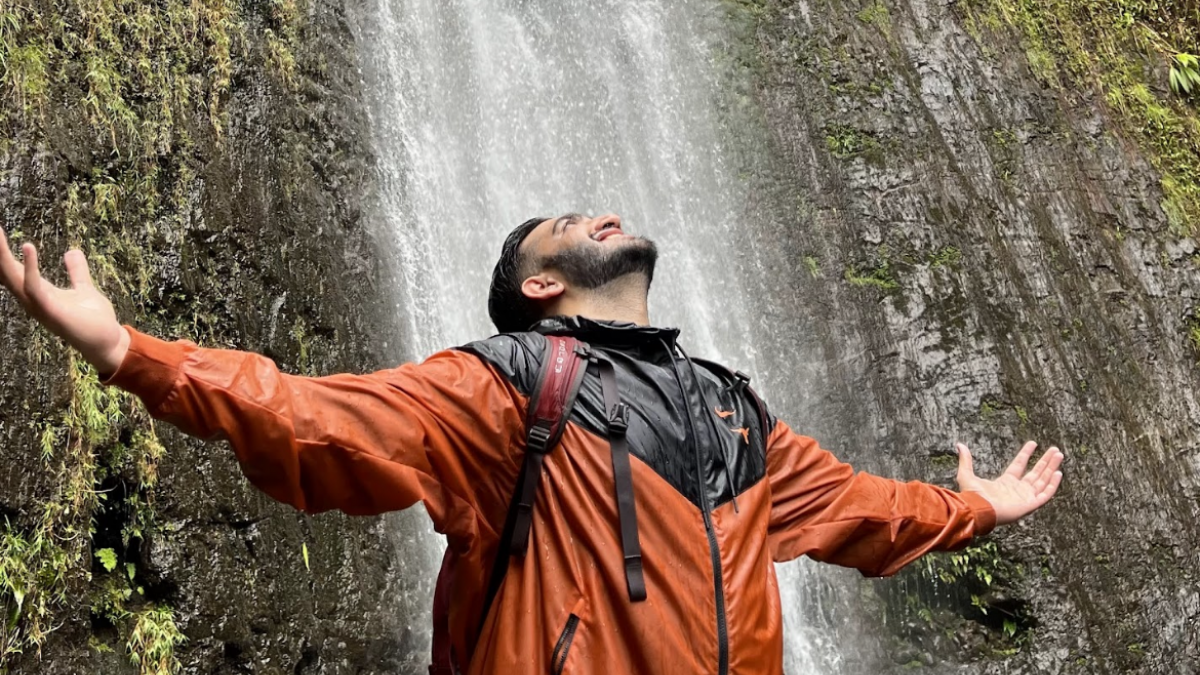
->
[347, 0, 849, 671]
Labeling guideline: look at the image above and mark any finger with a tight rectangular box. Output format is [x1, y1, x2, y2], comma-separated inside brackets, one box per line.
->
[21, 243, 48, 305]
[955, 443, 975, 485]
[64, 249, 95, 289]
[1022, 446, 1059, 487]
[0, 227, 26, 299]
[1030, 449, 1064, 493]
[1004, 441, 1038, 478]
[1034, 471, 1063, 506]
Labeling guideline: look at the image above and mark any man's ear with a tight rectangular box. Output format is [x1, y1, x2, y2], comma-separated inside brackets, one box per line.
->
[521, 273, 566, 302]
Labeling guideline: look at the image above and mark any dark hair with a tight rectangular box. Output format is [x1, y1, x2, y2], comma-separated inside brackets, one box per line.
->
[488, 217, 548, 333]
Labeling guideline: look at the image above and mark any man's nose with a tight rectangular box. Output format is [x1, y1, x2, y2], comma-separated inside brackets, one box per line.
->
[591, 213, 622, 233]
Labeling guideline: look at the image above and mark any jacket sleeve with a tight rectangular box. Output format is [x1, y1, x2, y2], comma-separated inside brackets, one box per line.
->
[104, 326, 527, 540]
[765, 420, 996, 577]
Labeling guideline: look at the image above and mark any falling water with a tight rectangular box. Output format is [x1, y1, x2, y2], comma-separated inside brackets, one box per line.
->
[347, 0, 851, 671]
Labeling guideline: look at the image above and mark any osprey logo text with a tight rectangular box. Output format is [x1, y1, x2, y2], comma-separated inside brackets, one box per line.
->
[553, 339, 568, 374]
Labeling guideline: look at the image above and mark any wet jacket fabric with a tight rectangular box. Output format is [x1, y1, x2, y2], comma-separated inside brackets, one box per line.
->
[107, 316, 995, 675]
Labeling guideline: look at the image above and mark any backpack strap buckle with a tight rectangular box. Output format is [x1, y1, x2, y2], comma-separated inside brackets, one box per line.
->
[607, 403, 630, 437]
[526, 420, 554, 454]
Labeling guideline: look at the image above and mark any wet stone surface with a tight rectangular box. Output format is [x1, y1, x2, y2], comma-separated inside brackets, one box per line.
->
[0, 0, 408, 672]
[722, 0, 1200, 672]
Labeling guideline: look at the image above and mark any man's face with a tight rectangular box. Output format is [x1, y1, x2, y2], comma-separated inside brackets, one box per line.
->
[520, 212, 658, 292]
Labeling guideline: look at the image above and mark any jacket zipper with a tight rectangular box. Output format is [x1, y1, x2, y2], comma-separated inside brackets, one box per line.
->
[551, 613, 580, 675]
[700, 508, 729, 675]
[665, 346, 730, 675]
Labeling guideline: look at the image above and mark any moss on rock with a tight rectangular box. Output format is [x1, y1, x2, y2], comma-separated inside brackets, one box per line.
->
[0, 0, 397, 671]
[959, 0, 1200, 234]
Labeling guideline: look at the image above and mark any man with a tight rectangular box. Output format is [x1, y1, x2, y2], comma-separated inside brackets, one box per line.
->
[0, 214, 1062, 674]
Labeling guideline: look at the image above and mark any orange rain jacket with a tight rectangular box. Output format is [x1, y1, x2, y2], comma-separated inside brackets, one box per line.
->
[107, 316, 995, 675]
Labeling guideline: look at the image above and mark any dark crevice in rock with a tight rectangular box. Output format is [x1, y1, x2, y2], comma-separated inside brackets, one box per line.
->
[294, 642, 320, 674]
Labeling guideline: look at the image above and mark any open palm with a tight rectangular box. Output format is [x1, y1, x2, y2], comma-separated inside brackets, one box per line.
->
[957, 441, 1063, 526]
[0, 228, 128, 373]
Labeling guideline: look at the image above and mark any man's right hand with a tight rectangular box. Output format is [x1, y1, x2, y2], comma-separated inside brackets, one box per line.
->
[1, 227, 129, 374]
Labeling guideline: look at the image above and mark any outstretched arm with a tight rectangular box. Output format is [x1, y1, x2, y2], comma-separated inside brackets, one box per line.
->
[766, 421, 1062, 576]
[0, 232, 526, 542]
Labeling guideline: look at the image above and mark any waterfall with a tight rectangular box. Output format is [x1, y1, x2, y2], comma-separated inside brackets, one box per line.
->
[347, 0, 850, 671]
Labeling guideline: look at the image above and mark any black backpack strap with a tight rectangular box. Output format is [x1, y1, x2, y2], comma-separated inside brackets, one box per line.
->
[475, 336, 590, 639]
[595, 354, 648, 602]
[428, 549, 460, 675]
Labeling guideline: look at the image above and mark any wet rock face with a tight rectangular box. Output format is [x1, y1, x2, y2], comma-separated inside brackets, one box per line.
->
[0, 0, 408, 672]
[725, 0, 1199, 672]
[2, 0, 1195, 671]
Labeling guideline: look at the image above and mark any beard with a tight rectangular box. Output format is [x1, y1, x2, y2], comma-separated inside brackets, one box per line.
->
[542, 237, 659, 291]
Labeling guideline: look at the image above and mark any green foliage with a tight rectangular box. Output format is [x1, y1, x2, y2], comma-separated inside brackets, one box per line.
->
[980, 399, 997, 419]
[0, 355, 171, 666]
[264, 0, 301, 85]
[990, 128, 1017, 147]
[959, 0, 1200, 234]
[1186, 307, 1200, 358]
[985, 128, 1020, 180]
[95, 548, 119, 573]
[0, 525, 68, 652]
[803, 255, 822, 278]
[885, 538, 1032, 660]
[825, 123, 882, 159]
[1169, 53, 1200, 95]
[90, 575, 185, 675]
[927, 541, 1006, 587]
[0, 0, 307, 666]
[929, 246, 962, 269]
[291, 318, 315, 376]
[127, 606, 186, 675]
[920, 540, 1033, 649]
[845, 262, 898, 290]
[856, 0, 891, 31]
[846, 247, 900, 291]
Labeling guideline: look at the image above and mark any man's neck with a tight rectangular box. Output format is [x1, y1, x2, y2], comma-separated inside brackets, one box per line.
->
[549, 277, 651, 326]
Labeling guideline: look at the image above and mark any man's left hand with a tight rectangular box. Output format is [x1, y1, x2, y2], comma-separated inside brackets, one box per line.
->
[956, 441, 1063, 526]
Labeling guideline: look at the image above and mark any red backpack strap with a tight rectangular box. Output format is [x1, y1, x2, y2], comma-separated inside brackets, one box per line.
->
[508, 335, 590, 552]
[430, 335, 590, 675]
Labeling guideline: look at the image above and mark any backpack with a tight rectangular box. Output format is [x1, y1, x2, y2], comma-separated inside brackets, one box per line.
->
[427, 337, 769, 674]
[428, 335, 646, 674]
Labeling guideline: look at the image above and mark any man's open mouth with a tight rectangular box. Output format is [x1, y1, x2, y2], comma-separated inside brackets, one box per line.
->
[593, 225, 625, 242]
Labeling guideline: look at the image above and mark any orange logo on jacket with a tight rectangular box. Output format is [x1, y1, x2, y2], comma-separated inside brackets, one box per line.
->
[714, 408, 748, 444]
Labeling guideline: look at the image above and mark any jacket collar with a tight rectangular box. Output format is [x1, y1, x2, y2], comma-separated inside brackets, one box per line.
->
[532, 315, 680, 348]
